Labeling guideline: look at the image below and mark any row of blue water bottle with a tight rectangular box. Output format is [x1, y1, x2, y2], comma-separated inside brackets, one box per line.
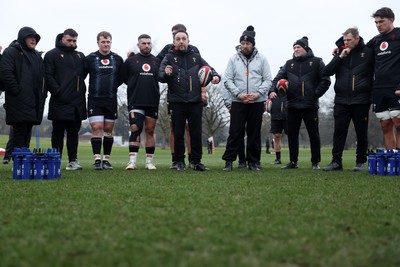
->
[12, 148, 61, 180]
[368, 148, 400, 176]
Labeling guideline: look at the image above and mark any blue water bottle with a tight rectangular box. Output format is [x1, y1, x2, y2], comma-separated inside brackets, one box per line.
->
[21, 149, 33, 179]
[46, 149, 56, 179]
[33, 151, 46, 180]
[387, 157, 397, 176]
[376, 155, 386, 176]
[368, 154, 377, 175]
[12, 148, 23, 179]
[55, 149, 61, 178]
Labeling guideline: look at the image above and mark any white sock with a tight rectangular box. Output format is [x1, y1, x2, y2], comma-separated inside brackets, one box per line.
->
[146, 154, 154, 163]
[129, 153, 137, 163]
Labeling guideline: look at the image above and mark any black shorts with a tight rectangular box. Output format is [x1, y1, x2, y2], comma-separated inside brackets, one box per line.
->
[88, 98, 118, 120]
[129, 106, 159, 119]
[270, 119, 288, 134]
[372, 88, 400, 113]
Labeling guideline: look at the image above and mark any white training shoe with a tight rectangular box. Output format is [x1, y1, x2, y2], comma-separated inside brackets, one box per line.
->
[145, 161, 157, 170]
[66, 160, 82, 170]
[126, 161, 137, 170]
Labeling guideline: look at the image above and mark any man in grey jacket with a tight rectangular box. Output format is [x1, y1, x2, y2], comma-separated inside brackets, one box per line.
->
[222, 26, 272, 171]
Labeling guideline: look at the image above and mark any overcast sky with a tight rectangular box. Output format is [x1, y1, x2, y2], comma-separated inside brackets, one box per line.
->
[1, 0, 399, 105]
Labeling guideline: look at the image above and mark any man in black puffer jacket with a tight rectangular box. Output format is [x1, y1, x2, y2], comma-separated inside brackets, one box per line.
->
[0, 26, 47, 150]
[44, 28, 87, 171]
[269, 36, 331, 170]
[159, 30, 220, 171]
[322, 27, 374, 172]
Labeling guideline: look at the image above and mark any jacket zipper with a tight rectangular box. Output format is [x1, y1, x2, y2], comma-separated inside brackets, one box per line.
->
[77, 76, 80, 92]
[42, 77, 45, 93]
[352, 75, 355, 92]
[302, 81, 305, 96]
[246, 62, 249, 94]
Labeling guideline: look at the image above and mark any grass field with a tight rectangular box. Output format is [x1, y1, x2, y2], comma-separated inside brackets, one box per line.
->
[0, 136, 399, 267]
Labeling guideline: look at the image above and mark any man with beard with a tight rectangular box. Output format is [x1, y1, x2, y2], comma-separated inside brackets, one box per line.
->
[159, 30, 220, 171]
[45, 28, 87, 171]
[123, 34, 160, 170]
[222, 25, 272, 172]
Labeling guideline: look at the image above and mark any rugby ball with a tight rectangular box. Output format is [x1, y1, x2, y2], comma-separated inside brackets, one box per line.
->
[277, 79, 288, 93]
[265, 98, 273, 113]
[198, 66, 212, 87]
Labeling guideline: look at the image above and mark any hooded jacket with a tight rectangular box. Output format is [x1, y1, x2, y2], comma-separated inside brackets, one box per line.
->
[44, 33, 87, 121]
[323, 36, 374, 105]
[224, 46, 272, 103]
[0, 27, 47, 125]
[269, 49, 331, 109]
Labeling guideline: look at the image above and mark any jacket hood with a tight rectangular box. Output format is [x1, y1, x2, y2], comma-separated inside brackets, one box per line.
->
[55, 33, 77, 52]
[335, 36, 365, 50]
[17, 27, 41, 46]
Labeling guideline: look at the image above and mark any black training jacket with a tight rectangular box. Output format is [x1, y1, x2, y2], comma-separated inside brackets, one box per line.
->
[323, 36, 374, 105]
[159, 47, 219, 103]
[270, 49, 331, 109]
[44, 33, 87, 121]
[0, 29, 46, 125]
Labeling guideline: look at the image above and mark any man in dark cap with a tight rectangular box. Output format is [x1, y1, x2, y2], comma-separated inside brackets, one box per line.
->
[0, 27, 47, 152]
[269, 36, 331, 170]
[222, 25, 272, 171]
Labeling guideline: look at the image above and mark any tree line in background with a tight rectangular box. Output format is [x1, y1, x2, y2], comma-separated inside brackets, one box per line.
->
[0, 83, 384, 150]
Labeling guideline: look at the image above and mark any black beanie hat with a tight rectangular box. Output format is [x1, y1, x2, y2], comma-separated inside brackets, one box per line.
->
[240, 25, 256, 46]
[293, 36, 309, 51]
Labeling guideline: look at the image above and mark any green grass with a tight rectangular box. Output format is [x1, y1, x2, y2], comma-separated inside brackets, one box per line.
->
[0, 136, 399, 267]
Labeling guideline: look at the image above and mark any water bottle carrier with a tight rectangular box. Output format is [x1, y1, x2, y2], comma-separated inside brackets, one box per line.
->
[12, 148, 61, 180]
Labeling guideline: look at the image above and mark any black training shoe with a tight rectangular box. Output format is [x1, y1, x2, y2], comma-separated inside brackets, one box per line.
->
[223, 161, 233, 171]
[237, 162, 247, 169]
[176, 161, 186, 171]
[170, 161, 178, 169]
[353, 163, 366, 171]
[102, 160, 113, 170]
[323, 162, 343, 171]
[94, 159, 102, 170]
[281, 162, 298, 169]
[248, 162, 261, 171]
[272, 159, 282, 165]
[189, 161, 196, 170]
[312, 163, 321, 170]
[193, 162, 209, 171]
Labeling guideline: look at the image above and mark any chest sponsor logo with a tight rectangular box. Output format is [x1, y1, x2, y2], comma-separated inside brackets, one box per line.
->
[377, 41, 391, 56]
[101, 59, 110, 65]
[380, 41, 389, 51]
[142, 63, 151, 72]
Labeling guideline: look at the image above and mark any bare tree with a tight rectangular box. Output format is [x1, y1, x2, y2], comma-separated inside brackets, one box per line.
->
[114, 84, 129, 142]
[202, 83, 230, 146]
[156, 84, 170, 149]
